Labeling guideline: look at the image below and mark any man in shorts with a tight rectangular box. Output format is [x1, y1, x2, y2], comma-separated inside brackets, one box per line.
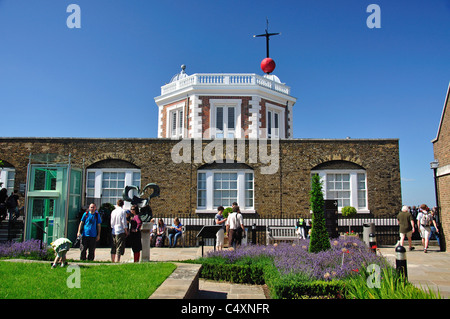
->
[417, 204, 432, 253]
[110, 199, 128, 262]
[397, 205, 415, 251]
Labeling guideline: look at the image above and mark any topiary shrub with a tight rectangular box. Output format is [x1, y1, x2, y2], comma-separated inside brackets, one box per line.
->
[222, 207, 233, 219]
[309, 174, 331, 253]
[341, 206, 357, 233]
[341, 206, 357, 218]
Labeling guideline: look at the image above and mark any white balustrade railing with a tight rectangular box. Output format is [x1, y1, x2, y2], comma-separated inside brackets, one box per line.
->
[161, 73, 291, 95]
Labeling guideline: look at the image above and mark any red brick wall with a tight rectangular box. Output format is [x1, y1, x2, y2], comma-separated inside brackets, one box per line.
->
[162, 96, 290, 139]
[159, 98, 188, 138]
[259, 98, 288, 138]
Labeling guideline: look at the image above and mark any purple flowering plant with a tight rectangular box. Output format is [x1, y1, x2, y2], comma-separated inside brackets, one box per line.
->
[206, 237, 390, 281]
[0, 239, 52, 260]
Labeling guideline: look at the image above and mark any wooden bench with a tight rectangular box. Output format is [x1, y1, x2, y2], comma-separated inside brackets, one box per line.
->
[164, 225, 186, 247]
[266, 226, 300, 245]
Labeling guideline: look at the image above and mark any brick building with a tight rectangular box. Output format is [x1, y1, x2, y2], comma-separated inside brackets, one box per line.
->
[0, 66, 402, 243]
[432, 83, 450, 251]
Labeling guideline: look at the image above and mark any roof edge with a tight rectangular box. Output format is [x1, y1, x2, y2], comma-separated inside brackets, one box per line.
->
[432, 81, 450, 144]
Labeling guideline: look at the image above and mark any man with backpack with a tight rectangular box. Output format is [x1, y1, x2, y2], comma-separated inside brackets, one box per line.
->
[416, 204, 432, 253]
[77, 203, 102, 260]
[226, 206, 245, 249]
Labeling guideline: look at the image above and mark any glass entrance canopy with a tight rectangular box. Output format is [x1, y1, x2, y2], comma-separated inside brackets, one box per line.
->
[24, 154, 82, 245]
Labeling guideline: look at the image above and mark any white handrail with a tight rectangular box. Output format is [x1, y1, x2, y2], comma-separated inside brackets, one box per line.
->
[161, 73, 291, 96]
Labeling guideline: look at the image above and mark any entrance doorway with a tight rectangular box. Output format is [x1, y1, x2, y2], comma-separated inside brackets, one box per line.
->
[24, 154, 82, 246]
[29, 197, 57, 245]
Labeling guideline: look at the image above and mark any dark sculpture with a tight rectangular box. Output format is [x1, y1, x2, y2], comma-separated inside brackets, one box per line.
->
[122, 183, 160, 222]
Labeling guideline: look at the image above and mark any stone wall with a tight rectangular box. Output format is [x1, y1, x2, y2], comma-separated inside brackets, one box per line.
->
[0, 137, 401, 218]
[433, 86, 450, 251]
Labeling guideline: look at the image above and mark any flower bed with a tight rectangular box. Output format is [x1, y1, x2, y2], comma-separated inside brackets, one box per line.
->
[200, 237, 391, 298]
[0, 240, 54, 260]
[206, 237, 389, 281]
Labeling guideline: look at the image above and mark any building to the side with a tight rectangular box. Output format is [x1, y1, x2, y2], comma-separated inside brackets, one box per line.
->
[432, 82, 450, 251]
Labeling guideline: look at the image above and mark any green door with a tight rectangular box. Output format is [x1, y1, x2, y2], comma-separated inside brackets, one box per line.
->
[29, 197, 57, 245]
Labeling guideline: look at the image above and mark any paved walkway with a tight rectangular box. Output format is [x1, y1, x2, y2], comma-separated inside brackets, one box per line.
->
[378, 245, 450, 298]
[65, 244, 450, 299]
[65, 246, 267, 299]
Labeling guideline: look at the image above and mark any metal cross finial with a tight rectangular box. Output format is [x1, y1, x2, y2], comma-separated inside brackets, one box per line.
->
[253, 18, 280, 58]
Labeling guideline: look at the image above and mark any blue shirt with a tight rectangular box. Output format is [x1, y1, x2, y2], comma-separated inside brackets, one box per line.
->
[81, 212, 102, 237]
[172, 223, 183, 234]
[215, 213, 225, 229]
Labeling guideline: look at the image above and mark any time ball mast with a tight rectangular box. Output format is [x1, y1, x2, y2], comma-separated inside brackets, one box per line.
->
[253, 19, 280, 74]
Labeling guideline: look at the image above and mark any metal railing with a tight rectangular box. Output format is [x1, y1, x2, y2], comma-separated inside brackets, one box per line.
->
[94, 212, 400, 247]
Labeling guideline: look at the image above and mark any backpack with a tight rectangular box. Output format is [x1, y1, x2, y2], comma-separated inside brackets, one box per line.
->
[156, 236, 163, 247]
[82, 211, 99, 224]
[420, 212, 431, 227]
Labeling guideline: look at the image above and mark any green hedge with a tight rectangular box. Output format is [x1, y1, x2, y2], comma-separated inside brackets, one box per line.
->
[263, 267, 345, 299]
[196, 257, 344, 299]
[200, 262, 266, 284]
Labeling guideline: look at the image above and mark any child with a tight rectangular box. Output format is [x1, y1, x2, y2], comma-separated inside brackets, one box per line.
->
[51, 238, 72, 268]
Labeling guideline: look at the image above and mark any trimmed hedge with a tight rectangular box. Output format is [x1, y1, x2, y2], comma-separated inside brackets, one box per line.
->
[200, 261, 266, 285]
[195, 257, 344, 299]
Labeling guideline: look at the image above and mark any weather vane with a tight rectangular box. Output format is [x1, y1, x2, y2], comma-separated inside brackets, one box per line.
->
[253, 18, 280, 74]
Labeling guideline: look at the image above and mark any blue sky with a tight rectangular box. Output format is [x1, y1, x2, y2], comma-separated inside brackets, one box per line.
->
[0, 0, 449, 207]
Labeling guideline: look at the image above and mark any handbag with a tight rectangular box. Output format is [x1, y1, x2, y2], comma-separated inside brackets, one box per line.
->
[234, 213, 244, 237]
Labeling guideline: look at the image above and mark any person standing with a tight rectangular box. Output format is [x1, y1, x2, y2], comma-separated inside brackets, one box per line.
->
[429, 207, 441, 249]
[6, 190, 19, 221]
[0, 188, 7, 222]
[417, 204, 432, 253]
[296, 217, 306, 239]
[226, 206, 244, 249]
[110, 199, 128, 262]
[129, 205, 142, 262]
[397, 205, 415, 251]
[215, 206, 227, 251]
[77, 203, 102, 261]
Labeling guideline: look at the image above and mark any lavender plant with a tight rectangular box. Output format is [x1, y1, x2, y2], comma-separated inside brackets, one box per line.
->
[0, 240, 51, 260]
[206, 237, 389, 282]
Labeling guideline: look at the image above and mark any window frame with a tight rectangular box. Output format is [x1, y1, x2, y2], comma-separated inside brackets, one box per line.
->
[312, 169, 369, 213]
[166, 102, 185, 139]
[209, 99, 242, 138]
[0, 168, 15, 195]
[85, 168, 141, 208]
[266, 102, 285, 139]
[196, 169, 254, 214]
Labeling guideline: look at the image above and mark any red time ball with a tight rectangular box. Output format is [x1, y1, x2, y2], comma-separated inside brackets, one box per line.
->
[260, 57, 276, 74]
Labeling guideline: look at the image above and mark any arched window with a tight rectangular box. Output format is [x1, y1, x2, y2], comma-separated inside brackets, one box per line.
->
[311, 160, 369, 213]
[86, 159, 140, 207]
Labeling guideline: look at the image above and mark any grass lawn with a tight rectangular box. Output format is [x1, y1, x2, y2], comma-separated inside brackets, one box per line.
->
[0, 261, 176, 299]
